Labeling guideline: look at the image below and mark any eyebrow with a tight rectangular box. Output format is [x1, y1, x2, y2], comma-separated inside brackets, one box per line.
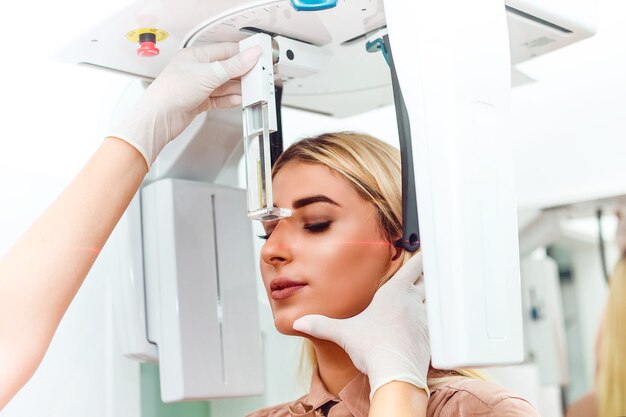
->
[287, 195, 341, 210]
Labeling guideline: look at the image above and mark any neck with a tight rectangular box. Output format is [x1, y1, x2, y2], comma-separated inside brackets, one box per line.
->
[310, 338, 361, 396]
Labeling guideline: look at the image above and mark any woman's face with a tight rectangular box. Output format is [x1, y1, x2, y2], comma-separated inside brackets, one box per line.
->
[259, 161, 401, 336]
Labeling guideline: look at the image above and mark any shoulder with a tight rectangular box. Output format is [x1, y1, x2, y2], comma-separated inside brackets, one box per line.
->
[565, 391, 597, 417]
[245, 395, 307, 417]
[428, 378, 540, 417]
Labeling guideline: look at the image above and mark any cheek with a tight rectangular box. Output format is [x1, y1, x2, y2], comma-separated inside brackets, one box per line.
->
[259, 239, 390, 336]
[258, 220, 392, 335]
[309, 237, 389, 317]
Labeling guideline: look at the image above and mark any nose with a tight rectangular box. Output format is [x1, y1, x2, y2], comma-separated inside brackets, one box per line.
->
[260, 221, 294, 267]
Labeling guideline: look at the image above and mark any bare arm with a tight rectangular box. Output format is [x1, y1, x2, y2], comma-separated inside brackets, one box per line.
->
[0, 43, 260, 410]
[0, 137, 147, 409]
[370, 382, 428, 417]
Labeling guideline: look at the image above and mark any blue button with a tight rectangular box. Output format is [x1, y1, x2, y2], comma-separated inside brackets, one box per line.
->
[290, 0, 338, 11]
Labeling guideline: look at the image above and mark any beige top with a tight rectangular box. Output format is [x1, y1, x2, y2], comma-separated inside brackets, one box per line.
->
[565, 392, 597, 417]
[246, 369, 540, 417]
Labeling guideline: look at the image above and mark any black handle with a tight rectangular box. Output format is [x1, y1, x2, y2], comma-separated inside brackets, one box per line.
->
[270, 86, 284, 167]
[383, 34, 421, 252]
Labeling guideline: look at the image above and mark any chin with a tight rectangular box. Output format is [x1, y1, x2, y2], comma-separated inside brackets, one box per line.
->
[273, 312, 301, 336]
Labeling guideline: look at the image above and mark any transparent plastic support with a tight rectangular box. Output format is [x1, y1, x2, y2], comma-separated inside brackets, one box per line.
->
[243, 102, 292, 221]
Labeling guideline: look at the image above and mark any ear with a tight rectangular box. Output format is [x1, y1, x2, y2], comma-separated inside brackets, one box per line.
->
[391, 247, 403, 261]
[390, 236, 403, 261]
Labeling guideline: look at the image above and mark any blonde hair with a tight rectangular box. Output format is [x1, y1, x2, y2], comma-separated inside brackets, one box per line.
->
[597, 256, 626, 417]
[272, 131, 484, 390]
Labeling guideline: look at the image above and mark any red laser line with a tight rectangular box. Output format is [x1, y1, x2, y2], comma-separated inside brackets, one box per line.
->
[262, 239, 395, 249]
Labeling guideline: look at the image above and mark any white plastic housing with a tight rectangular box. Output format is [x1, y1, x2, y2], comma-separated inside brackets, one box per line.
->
[240, 33, 292, 220]
[141, 179, 263, 401]
[110, 192, 158, 362]
[59, 0, 596, 117]
[273, 35, 332, 81]
[384, 0, 524, 367]
[240, 33, 277, 129]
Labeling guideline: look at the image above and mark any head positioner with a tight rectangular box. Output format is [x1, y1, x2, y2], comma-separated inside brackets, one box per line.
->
[240, 33, 331, 222]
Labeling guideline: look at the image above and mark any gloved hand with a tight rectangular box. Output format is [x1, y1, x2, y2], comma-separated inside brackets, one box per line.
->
[108, 43, 261, 169]
[293, 253, 430, 399]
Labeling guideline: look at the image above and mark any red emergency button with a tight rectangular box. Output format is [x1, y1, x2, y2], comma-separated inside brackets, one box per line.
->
[126, 29, 169, 58]
[137, 32, 159, 57]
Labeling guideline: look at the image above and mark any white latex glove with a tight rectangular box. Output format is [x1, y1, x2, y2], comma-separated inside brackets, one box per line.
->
[108, 43, 261, 169]
[293, 253, 430, 399]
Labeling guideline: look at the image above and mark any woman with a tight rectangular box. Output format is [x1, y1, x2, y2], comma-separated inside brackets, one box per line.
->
[566, 210, 626, 417]
[0, 43, 428, 416]
[246, 132, 540, 417]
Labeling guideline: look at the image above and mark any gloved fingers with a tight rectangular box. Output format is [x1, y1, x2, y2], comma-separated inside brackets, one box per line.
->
[198, 95, 242, 112]
[216, 46, 263, 82]
[187, 42, 240, 64]
[293, 314, 345, 346]
[388, 252, 424, 286]
[207, 61, 231, 86]
[211, 95, 242, 109]
[414, 274, 426, 303]
[210, 80, 241, 97]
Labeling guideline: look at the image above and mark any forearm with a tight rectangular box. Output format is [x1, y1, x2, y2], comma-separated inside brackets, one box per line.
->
[370, 382, 428, 417]
[0, 137, 147, 408]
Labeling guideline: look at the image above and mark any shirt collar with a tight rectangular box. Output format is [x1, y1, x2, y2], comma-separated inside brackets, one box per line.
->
[305, 367, 370, 417]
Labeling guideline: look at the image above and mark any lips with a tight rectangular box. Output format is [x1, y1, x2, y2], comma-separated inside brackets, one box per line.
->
[270, 278, 307, 300]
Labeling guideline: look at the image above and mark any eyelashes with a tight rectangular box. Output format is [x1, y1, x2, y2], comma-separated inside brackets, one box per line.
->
[305, 221, 332, 233]
[257, 221, 332, 240]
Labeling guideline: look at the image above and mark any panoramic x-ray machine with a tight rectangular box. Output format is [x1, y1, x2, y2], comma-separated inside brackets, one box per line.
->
[60, 0, 596, 402]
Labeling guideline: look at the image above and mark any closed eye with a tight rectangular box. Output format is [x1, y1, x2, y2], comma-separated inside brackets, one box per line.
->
[304, 221, 331, 233]
[257, 221, 332, 240]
